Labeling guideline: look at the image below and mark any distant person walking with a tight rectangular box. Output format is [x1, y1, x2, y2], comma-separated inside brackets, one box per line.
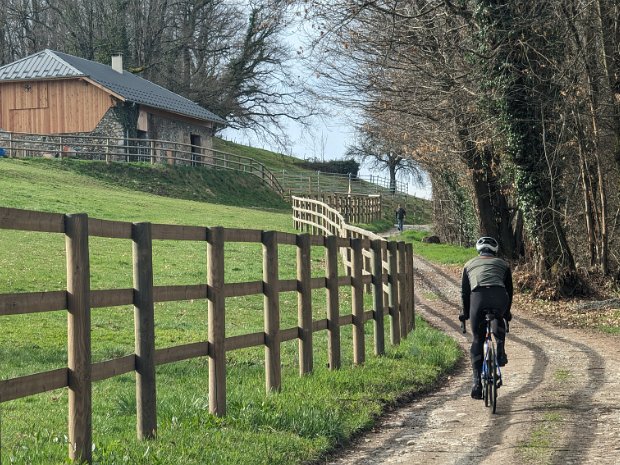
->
[395, 204, 406, 232]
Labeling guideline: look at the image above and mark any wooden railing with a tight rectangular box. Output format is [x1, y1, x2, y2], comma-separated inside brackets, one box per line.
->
[298, 193, 382, 225]
[279, 170, 408, 196]
[292, 194, 386, 243]
[0, 206, 414, 464]
[291, 196, 413, 308]
[0, 131, 283, 195]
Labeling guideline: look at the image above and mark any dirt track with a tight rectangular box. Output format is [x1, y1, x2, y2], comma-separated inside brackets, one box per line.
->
[322, 254, 620, 465]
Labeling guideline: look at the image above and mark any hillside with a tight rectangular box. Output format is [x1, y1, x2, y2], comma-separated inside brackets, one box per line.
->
[0, 137, 431, 225]
[213, 138, 432, 224]
[16, 157, 290, 212]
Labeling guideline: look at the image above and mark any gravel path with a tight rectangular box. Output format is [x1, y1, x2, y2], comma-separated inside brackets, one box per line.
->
[321, 253, 620, 465]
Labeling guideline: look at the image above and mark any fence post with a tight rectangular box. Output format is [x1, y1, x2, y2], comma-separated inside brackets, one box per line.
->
[397, 241, 408, 338]
[105, 139, 111, 164]
[65, 213, 92, 464]
[208, 226, 226, 416]
[387, 241, 400, 345]
[297, 233, 313, 375]
[351, 238, 365, 365]
[406, 243, 415, 331]
[132, 222, 157, 439]
[325, 235, 341, 370]
[263, 231, 281, 392]
[8, 132, 13, 157]
[364, 250, 372, 294]
[371, 239, 385, 356]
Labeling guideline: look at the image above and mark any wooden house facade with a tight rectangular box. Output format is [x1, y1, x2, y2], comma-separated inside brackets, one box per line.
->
[0, 50, 225, 151]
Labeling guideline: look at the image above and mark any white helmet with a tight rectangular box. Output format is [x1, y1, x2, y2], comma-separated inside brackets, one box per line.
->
[476, 236, 499, 255]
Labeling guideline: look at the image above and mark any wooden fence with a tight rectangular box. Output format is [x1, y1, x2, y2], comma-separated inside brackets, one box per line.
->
[0, 131, 283, 195]
[291, 195, 415, 335]
[279, 170, 408, 196]
[297, 193, 382, 225]
[0, 206, 414, 464]
[292, 195, 387, 272]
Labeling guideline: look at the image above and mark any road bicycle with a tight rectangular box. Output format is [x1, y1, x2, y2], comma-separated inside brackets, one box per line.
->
[461, 311, 509, 414]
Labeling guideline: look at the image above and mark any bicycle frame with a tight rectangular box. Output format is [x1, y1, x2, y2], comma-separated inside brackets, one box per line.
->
[460, 311, 509, 413]
[481, 312, 505, 412]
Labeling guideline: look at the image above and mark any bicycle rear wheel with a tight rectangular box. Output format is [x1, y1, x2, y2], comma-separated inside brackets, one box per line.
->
[489, 348, 498, 413]
[483, 371, 489, 407]
[482, 353, 490, 407]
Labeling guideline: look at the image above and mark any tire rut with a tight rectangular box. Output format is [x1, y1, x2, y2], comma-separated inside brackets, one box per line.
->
[321, 254, 620, 465]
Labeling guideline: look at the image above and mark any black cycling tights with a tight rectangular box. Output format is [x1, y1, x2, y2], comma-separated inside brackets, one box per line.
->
[469, 287, 509, 371]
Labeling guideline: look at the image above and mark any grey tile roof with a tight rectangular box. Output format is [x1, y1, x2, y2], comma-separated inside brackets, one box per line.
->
[0, 49, 225, 125]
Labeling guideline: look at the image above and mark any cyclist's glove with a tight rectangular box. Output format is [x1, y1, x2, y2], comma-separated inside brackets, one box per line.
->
[458, 313, 468, 322]
[505, 312, 513, 322]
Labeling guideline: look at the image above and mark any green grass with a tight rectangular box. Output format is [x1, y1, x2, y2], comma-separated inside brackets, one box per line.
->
[0, 158, 461, 464]
[398, 230, 478, 266]
[213, 138, 433, 225]
[553, 369, 571, 382]
[24, 157, 289, 210]
[518, 411, 563, 465]
[355, 218, 393, 234]
[214, 138, 306, 173]
[597, 310, 620, 334]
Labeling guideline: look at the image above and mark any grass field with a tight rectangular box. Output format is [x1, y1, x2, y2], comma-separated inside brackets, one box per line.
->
[398, 230, 478, 265]
[0, 158, 460, 464]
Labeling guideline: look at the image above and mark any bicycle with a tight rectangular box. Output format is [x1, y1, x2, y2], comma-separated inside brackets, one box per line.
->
[461, 311, 509, 414]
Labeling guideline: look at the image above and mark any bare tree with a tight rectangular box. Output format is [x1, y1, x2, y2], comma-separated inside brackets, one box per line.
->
[303, 1, 522, 255]
[0, 0, 314, 140]
[346, 123, 421, 194]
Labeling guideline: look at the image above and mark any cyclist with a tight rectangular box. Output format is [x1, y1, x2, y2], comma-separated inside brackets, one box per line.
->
[459, 237, 513, 399]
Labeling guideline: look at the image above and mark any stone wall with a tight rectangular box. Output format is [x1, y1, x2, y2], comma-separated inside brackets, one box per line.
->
[149, 114, 214, 146]
[148, 113, 215, 165]
[91, 107, 125, 140]
[3, 105, 217, 163]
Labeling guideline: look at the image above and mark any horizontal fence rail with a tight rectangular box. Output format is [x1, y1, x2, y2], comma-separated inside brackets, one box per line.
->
[297, 193, 382, 225]
[0, 206, 414, 464]
[291, 195, 415, 330]
[280, 170, 408, 197]
[0, 131, 283, 195]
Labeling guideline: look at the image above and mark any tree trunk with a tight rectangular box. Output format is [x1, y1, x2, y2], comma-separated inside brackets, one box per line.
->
[475, 0, 576, 277]
[388, 163, 397, 194]
[458, 127, 519, 258]
[595, 0, 620, 167]
[575, 119, 599, 266]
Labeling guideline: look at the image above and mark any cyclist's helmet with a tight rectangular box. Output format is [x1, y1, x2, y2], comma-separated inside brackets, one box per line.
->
[476, 236, 499, 255]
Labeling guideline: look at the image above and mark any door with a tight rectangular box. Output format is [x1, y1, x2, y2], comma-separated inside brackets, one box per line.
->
[190, 134, 201, 166]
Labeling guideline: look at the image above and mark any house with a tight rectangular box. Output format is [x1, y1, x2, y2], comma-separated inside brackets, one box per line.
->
[0, 49, 225, 156]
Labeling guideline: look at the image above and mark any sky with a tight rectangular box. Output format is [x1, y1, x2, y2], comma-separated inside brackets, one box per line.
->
[220, 10, 432, 200]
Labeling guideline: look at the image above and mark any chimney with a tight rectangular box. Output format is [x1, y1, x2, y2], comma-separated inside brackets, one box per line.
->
[111, 54, 123, 74]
